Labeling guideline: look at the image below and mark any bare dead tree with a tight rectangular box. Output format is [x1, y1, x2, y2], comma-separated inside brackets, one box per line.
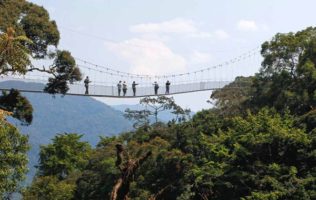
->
[148, 184, 173, 200]
[110, 144, 152, 200]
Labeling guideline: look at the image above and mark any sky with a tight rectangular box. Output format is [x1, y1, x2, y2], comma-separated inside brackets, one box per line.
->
[28, 0, 316, 111]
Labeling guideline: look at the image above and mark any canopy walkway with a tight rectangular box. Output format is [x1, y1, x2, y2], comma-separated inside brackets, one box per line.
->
[0, 77, 231, 97]
[0, 48, 260, 98]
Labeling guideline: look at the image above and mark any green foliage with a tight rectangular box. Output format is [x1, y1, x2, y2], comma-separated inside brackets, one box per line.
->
[124, 108, 151, 128]
[260, 27, 316, 76]
[210, 76, 254, 117]
[44, 50, 82, 95]
[251, 27, 316, 115]
[0, 1, 82, 96]
[208, 108, 315, 199]
[23, 176, 75, 200]
[28, 106, 316, 200]
[74, 138, 120, 200]
[191, 108, 227, 135]
[0, 0, 83, 127]
[25, 133, 92, 199]
[0, 110, 29, 198]
[25, 26, 316, 199]
[297, 109, 316, 132]
[0, 27, 32, 75]
[0, 0, 60, 58]
[0, 89, 33, 125]
[125, 96, 191, 128]
[38, 133, 91, 179]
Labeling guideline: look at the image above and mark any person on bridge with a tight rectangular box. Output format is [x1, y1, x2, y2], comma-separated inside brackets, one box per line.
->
[153, 81, 159, 95]
[165, 80, 171, 94]
[123, 81, 127, 96]
[84, 76, 91, 95]
[117, 81, 122, 96]
[132, 81, 138, 96]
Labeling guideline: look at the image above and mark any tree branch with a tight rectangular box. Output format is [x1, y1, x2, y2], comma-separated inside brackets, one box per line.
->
[148, 184, 173, 200]
[111, 144, 151, 200]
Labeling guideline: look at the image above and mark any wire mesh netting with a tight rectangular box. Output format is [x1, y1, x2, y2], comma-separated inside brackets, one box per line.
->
[0, 77, 231, 97]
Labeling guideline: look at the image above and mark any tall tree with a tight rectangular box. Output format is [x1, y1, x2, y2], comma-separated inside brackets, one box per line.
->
[124, 96, 191, 127]
[0, 0, 59, 58]
[38, 133, 91, 179]
[140, 96, 177, 123]
[110, 144, 151, 200]
[0, 1, 82, 122]
[124, 109, 151, 128]
[260, 27, 316, 78]
[0, 109, 29, 199]
[251, 27, 316, 115]
[0, 0, 82, 95]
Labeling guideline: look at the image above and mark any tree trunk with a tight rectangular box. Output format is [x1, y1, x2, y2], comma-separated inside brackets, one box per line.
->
[110, 144, 151, 200]
[110, 178, 123, 200]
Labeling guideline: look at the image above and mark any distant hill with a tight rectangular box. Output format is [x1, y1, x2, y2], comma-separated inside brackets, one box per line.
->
[0, 81, 133, 183]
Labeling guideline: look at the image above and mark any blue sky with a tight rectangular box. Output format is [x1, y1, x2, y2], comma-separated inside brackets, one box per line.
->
[29, 0, 316, 111]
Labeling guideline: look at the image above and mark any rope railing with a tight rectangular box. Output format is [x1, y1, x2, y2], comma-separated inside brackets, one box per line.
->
[0, 76, 231, 97]
[0, 45, 261, 97]
[74, 47, 260, 79]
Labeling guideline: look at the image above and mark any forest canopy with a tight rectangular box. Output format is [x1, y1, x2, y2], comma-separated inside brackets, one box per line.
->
[23, 25, 316, 199]
[0, 1, 315, 199]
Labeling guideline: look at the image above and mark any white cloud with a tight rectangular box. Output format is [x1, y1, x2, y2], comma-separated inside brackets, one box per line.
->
[130, 18, 197, 34]
[190, 51, 212, 64]
[105, 38, 187, 75]
[129, 19, 233, 40]
[189, 31, 212, 39]
[214, 29, 230, 39]
[237, 20, 258, 31]
[130, 18, 212, 39]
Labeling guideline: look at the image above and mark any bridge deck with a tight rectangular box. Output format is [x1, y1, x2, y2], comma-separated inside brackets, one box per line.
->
[0, 78, 230, 98]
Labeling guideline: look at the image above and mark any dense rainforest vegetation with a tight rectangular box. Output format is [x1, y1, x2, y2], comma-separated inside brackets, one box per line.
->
[0, 0, 316, 199]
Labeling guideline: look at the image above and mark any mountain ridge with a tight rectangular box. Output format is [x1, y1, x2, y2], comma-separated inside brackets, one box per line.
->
[0, 81, 133, 183]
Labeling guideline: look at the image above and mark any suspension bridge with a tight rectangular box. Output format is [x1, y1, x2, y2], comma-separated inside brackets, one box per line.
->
[0, 48, 261, 98]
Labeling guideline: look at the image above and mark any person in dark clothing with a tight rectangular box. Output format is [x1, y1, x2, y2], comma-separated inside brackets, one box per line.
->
[117, 81, 122, 96]
[153, 81, 159, 95]
[84, 76, 91, 95]
[165, 80, 171, 94]
[132, 81, 138, 96]
[123, 81, 127, 96]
